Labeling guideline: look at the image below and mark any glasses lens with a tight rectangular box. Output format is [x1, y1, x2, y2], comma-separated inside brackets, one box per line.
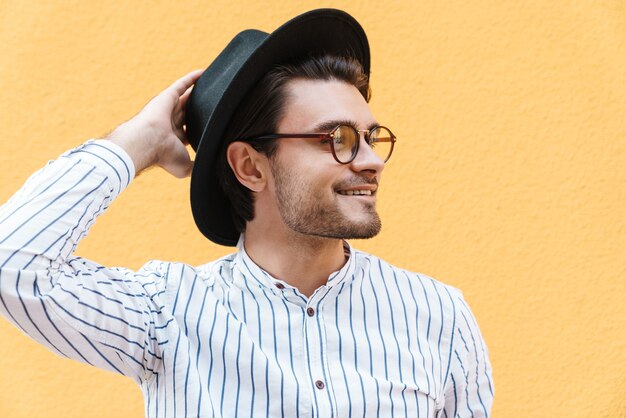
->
[369, 127, 394, 162]
[331, 125, 359, 163]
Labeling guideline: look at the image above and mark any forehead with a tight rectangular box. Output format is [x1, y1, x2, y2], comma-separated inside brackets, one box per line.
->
[278, 79, 377, 131]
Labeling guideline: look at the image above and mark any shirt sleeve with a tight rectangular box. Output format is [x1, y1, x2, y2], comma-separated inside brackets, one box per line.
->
[0, 140, 170, 384]
[440, 290, 494, 417]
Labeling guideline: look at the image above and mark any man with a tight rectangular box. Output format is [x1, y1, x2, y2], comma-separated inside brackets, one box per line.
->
[0, 9, 493, 418]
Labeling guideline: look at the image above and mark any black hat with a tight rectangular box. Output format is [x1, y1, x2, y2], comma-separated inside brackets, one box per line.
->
[186, 8, 370, 246]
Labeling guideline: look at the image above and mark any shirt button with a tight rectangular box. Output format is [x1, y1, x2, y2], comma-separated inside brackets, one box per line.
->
[306, 307, 315, 317]
[276, 283, 285, 289]
[315, 380, 325, 390]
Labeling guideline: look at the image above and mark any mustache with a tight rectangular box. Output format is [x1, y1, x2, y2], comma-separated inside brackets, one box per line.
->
[334, 177, 379, 189]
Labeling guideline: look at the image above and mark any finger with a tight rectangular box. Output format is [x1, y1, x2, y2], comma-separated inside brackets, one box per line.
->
[174, 122, 190, 144]
[178, 84, 194, 109]
[170, 69, 204, 97]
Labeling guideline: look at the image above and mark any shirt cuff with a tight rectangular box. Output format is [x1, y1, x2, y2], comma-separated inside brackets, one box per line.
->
[61, 139, 136, 192]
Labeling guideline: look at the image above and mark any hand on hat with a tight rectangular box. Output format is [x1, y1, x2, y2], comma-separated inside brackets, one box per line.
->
[106, 69, 204, 178]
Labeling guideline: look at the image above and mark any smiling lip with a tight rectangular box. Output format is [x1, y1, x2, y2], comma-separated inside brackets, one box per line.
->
[336, 186, 378, 196]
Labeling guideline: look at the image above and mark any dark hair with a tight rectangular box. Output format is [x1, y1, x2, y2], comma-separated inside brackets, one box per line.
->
[217, 54, 371, 232]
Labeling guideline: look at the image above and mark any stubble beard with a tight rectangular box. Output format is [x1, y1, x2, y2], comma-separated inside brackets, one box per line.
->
[270, 160, 382, 240]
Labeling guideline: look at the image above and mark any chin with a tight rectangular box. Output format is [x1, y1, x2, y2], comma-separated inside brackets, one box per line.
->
[315, 215, 382, 240]
[346, 221, 382, 239]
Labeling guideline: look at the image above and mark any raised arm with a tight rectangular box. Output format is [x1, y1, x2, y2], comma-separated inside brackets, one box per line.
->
[0, 69, 202, 383]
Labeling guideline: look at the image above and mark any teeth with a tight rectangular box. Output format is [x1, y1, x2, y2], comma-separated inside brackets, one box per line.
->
[338, 190, 372, 196]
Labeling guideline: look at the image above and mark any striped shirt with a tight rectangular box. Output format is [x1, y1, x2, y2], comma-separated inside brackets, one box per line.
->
[0, 140, 493, 417]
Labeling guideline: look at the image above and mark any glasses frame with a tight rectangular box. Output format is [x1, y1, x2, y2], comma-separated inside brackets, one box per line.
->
[238, 124, 396, 164]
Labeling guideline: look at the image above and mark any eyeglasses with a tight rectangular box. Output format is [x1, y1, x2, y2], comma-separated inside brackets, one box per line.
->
[238, 124, 396, 164]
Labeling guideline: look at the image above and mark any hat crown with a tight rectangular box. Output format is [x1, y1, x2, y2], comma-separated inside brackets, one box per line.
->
[186, 29, 269, 152]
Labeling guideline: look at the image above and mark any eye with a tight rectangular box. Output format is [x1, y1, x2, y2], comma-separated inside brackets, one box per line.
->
[332, 130, 345, 144]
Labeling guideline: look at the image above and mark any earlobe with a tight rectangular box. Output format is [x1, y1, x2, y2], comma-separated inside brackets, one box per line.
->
[226, 142, 267, 192]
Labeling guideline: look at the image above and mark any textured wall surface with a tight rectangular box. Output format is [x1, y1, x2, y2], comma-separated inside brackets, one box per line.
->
[0, 0, 625, 417]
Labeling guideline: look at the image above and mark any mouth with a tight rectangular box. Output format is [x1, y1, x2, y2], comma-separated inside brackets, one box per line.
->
[335, 178, 379, 199]
[337, 189, 375, 196]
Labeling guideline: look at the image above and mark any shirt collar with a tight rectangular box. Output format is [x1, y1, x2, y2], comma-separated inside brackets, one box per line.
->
[233, 234, 357, 292]
[326, 240, 356, 288]
[234, 234, 275, 289]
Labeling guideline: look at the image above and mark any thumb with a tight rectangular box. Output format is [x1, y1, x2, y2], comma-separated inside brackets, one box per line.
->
[163, 159, 194, 179]
[159, 144, 194, 178]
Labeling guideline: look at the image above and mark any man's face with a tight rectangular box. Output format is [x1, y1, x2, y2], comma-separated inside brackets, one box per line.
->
[267, 78, 385, 239]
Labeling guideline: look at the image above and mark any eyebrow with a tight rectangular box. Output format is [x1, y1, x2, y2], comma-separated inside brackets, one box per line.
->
[312, 119, 380, 132]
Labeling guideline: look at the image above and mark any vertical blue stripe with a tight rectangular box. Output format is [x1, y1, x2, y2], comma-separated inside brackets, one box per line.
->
[194, 287, 210, 415]
[367, 265, 390, 417]
[240, 258, 270, 416]
[278, 297, 300, 418]
[461, 297, 494, 397]
[334, 282, 353, 417]
[404, 273, 432, 417]
[451, 374, 458, 417]
[378, 261, 409, 416]
[205, 302, 220, 418]
[219, 313, 231, 416]
[359, 267, 380, 418]
[146, 378, 152, 417]
[171, 328, 182, 418]
[441, 287, 457, 390]
[348, 278, 367, 418]
[460, 309, 488, 416]
[239, 290, 256, 417]
[183, 276, 198, 417]
[429, 278, 446, 388]
[314, 297, 335, 418]
[234, 322, 243, 417]
[154, 372, 160, 418]
[162, 351, 167, 418]
[417, 277, 437, 397]
[391, 272, 420, 412]
[455, 349, 475, 418]
[258, 288, 286, 416]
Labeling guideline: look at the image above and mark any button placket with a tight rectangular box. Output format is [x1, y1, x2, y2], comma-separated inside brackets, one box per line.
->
[304, 291, 334, 416]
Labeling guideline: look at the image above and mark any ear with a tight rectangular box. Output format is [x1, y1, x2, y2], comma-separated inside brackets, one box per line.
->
[226, 142, 269, 192]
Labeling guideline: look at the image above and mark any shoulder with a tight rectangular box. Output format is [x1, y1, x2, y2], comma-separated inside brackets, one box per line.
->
[135, 252, 238, 291]
[352, 249, 463, 298]
[352, 249, 466, 318]
[354, 253, 489, 362]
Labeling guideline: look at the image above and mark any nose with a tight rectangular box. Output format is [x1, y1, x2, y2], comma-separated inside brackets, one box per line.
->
[349, 135, 385, 175]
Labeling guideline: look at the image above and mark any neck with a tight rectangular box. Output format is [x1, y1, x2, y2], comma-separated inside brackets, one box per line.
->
[243, 223, 347, 298]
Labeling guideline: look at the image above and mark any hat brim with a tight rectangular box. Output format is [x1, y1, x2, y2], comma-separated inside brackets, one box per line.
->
[190, 9, 370, 246]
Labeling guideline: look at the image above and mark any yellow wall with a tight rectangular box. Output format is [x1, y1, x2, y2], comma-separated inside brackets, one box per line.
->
[1, 1, 624, 417]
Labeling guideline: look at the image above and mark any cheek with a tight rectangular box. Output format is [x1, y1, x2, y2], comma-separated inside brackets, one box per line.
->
[271, 149, 341, 199]
[307, 168, 340, 199]
[298, 172, 335, 200]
